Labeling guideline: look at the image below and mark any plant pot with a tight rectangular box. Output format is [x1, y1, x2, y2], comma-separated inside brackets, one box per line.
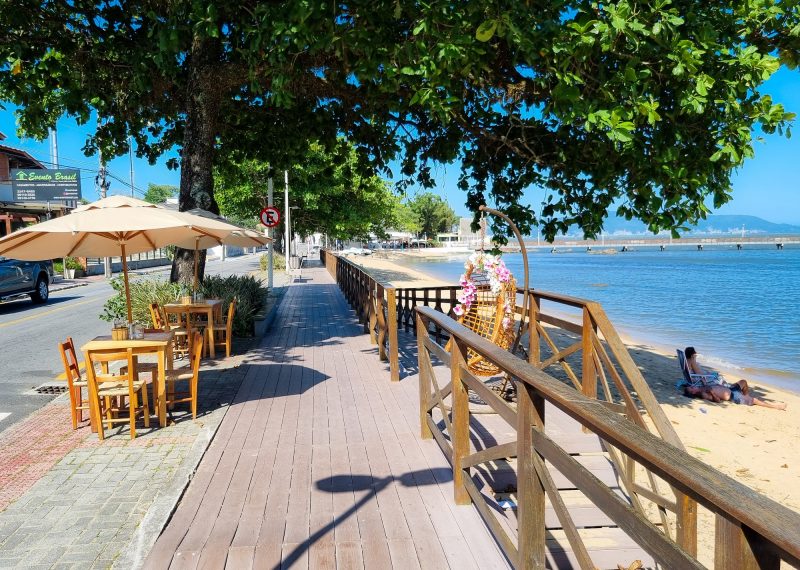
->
[65, 268, 76, 279]
[111, 327, 129, 341]
[181, 295, 193, 305]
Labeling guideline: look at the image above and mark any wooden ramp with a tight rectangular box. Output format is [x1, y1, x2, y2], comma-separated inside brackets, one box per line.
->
[145, 264, 509, 569]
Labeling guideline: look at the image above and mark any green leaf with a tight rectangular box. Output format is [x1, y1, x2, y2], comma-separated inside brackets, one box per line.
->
[475, 20, 498, 42]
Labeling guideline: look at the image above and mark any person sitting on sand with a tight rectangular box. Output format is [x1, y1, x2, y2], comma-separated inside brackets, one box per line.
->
[685, 346, 749, 395]
[683, 384, 787, 410]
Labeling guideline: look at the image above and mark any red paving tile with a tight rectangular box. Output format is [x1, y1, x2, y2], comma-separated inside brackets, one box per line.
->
[0, 400, 89, 512]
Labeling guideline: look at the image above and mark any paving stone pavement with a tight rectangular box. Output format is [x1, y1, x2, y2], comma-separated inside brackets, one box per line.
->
[0, 353, 251, 569]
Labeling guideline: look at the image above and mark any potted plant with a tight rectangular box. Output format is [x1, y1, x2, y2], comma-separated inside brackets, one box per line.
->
[63, 256, 85, 278]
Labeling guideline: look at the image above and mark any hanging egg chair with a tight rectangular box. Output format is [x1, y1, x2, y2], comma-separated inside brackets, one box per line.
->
[453, 252, 518, 376]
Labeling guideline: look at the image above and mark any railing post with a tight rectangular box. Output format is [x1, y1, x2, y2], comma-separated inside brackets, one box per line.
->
[386, 288, 399, 382]
[517, 382, 546, 569]
[368, 284, 377, 342]
[529, 296, 540, 366]
[676, 492, 698, 557]
[376, 284, 387, 359]
[361, 273, 370, 333]
[451, 337, 470, 505]
[581, 306, 597, 400]
[715, 515, 779, 570]
[416, 312, 432, 439]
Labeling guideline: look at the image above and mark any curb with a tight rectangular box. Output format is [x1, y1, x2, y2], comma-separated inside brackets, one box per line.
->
[50, 281, 90, 293]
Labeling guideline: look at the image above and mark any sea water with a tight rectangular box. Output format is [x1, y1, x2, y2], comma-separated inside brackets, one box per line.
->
[394, 245, 800, 391]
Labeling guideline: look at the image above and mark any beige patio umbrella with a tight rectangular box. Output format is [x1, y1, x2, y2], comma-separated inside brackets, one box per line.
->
[170, 209, 271, 292]
[0, 195, 249, 322]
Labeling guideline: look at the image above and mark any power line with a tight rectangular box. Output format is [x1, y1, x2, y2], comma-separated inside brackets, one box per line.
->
[23, 153, 148, 197]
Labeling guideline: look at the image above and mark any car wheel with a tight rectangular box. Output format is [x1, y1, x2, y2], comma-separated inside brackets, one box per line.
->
[30, 276, 49, 303]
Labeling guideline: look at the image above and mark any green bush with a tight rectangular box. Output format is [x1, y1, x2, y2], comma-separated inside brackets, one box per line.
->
[100, 276, 182, 325]
[200, 275, 265, 337]
[260, 251, 286, 271]
[54, 261, 63, 274]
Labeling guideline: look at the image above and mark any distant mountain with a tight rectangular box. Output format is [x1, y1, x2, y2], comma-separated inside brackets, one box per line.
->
[579, 214, 800, 237]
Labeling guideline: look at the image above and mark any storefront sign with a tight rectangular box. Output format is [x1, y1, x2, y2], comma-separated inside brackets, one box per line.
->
[10, 169, 82, 201]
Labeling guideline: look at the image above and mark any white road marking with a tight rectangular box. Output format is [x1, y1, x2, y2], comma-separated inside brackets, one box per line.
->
[0, 413, 10, 423]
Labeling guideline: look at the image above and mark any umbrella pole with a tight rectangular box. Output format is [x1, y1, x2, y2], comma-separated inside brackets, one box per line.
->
[121, 243, 133, 323]
[193, 237, 199, 293]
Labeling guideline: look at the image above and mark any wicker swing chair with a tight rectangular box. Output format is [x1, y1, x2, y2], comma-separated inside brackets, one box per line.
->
[455, 259, 518, 377]
[446, 207, 531, 382]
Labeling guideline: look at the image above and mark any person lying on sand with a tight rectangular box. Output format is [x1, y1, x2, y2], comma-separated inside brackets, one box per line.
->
[684, 384, 787, 410]
[685, 346, 749, 395]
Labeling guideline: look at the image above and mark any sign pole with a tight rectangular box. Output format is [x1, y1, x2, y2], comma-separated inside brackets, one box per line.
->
[284, 170, 290, 260]
[267, 177, 274, 289]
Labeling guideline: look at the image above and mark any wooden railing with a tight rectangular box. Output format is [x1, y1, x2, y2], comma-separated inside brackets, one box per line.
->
[321, 249, 399, 381]
[416, 306, 800, 569]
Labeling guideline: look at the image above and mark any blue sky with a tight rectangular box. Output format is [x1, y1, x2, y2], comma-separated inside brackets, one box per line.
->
[2, 67, 799, 224]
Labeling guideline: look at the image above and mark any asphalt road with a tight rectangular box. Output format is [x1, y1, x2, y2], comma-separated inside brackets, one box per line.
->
[0, 252, 264, 434]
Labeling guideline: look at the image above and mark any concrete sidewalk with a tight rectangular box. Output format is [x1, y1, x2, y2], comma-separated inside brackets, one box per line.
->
[0, 273, 289, 569]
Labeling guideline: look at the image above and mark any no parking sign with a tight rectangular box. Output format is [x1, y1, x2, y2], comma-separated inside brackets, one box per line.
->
[260, 206, 280, 228]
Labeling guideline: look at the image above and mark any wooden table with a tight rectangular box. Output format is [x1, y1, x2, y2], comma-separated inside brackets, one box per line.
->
[81, 332, 174, 428]
[163, 299, 223, 358]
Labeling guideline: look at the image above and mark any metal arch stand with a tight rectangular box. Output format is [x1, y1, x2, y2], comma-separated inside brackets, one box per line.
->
[478, 205, 530, 357]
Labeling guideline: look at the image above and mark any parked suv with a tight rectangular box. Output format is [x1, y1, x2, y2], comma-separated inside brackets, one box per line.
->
[0, 257, 55, 304]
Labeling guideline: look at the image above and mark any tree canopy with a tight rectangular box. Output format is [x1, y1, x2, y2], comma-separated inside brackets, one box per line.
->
[1, 0, 798, 263]
[215, 141, 400, 245]
[407, 193, 458, 238]
[142, 183, 178, 205]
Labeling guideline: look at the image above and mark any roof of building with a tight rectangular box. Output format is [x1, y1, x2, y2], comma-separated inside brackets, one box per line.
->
[0, 144, 45, 169]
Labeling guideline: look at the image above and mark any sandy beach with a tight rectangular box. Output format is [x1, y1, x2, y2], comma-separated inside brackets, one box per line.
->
[345, 249, 800, 565]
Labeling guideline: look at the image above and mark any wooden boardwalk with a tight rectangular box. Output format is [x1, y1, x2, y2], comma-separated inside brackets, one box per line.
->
[145, 264, 510, 569]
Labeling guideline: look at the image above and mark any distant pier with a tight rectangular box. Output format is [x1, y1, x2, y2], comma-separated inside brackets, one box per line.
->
[523, 235, 799, 252]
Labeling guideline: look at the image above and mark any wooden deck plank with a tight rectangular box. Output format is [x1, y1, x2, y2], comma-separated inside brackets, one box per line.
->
[149, 266, 543, 569]
[230, 363, 289, 548]
[358, 350, 463, 570]
[334, 541, 365, 570]
[224, 546, 254, 570]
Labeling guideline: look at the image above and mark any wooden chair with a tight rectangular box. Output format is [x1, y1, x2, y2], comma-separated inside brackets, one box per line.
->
[149, 303, 165, 330]
[85, 348, 150, 440]
[164, 331, 203, 419]
[160, 305, 191, 359]
[209, 297, 236, 358]
[57, 337, 90, 430]
[121, 328, 165, 413]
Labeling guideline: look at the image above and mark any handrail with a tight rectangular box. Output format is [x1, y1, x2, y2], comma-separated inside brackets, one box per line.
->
[416, 305, 800, 569]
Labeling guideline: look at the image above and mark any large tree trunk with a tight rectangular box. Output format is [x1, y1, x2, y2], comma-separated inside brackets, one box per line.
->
[171, 35, 222, 285]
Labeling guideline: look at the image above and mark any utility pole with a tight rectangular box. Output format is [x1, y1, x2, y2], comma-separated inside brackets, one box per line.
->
[96, 151, 112, 278]
[49, 128, 59, 168]
[267, 176, 274, 289]
[128, 136, 135, 197]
